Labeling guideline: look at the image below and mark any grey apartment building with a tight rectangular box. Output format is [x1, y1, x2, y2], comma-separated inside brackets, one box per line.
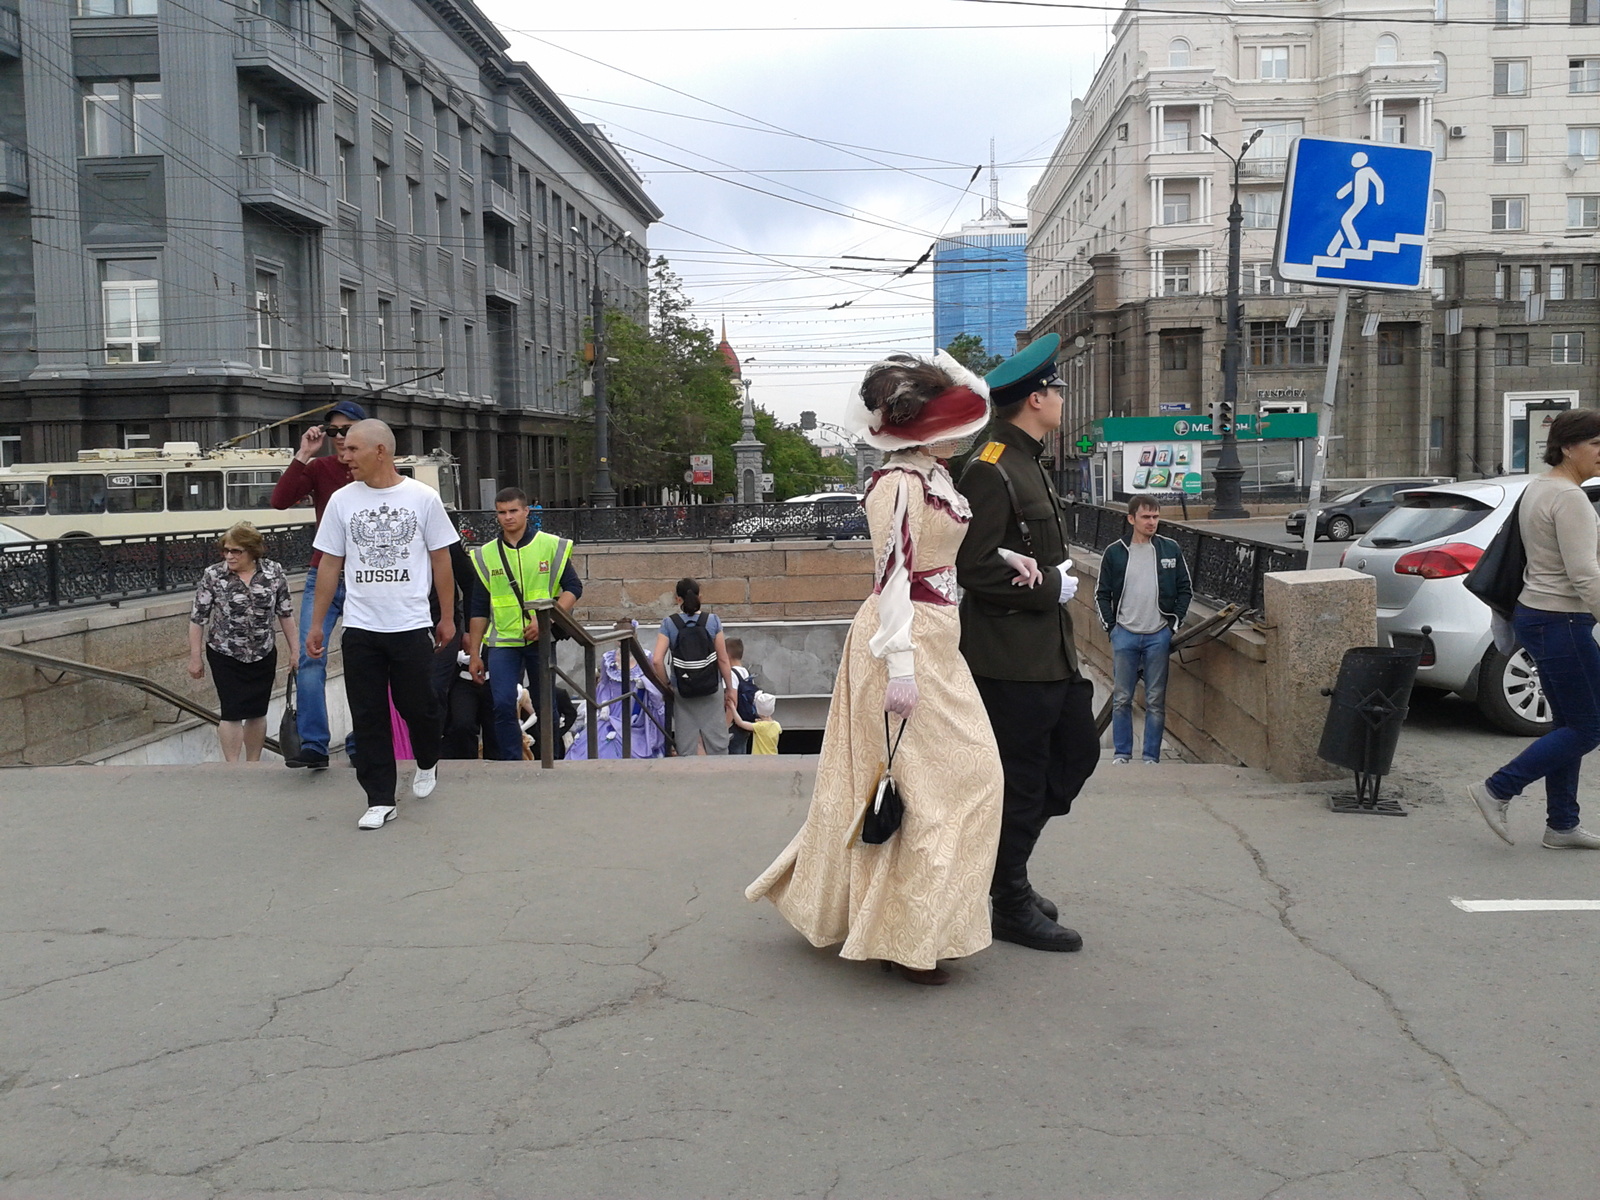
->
[0, 0, 659, 505]
[1028, 0, 1600, 493]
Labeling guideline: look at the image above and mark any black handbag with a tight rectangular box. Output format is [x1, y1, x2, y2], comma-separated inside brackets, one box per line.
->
[1464, 497, 1527, 620]
[277, 667, 302, 763]
[860, 715, 908, 845]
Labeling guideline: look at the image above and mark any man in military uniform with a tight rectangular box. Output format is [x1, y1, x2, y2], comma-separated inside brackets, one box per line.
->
[956, 333, 1100, 952]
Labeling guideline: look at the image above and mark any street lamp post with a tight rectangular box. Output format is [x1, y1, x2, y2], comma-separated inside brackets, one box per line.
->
[572, 226, 633, 508]
[1201, 127, 1262, 520]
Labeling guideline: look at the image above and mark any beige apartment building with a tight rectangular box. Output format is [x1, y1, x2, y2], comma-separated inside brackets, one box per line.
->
[1028, 0, 1600, 495]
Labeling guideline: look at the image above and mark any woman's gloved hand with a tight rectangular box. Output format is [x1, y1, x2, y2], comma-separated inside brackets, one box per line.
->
[998, 547, 1043, 588]
[1057, 559, 1079, 604]
[883, 676, 919, 719]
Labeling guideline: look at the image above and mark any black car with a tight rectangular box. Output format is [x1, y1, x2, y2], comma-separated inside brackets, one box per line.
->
[1285, 479, 1449, 542]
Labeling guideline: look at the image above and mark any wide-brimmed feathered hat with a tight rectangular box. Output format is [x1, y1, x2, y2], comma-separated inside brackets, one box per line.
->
[846, 349, 991, 452]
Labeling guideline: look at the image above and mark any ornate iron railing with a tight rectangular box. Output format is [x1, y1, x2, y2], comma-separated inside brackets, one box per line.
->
[1061, 502, 1306, 614]
[454, 500, 867, 547]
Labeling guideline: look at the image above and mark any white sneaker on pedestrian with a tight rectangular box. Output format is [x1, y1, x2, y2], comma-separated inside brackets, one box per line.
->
[1542, 824, 1600, 849]
[1469, 781, 1513, 845]
[358, 805, 396, 830]
[1111, 756, 1131, 766]
[411, 765, 437, 799]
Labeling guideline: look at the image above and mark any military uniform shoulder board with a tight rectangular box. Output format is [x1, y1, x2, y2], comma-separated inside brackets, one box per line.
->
[976, 441, 1006, 465]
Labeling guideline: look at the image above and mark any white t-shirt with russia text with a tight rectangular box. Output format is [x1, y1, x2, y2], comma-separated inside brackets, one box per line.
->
[313, 477, 459, 633]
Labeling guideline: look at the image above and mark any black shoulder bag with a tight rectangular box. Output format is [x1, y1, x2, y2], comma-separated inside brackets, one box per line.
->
[1463, 497, 1526, 620]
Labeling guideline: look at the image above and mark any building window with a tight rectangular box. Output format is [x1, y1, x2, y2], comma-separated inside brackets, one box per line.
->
[374, 161, 389, 223]
[1553, 332, 1585, 363]
[438, 317, 451, 385]
[375, 298, 391, 381]
[1161, 262, 1191, 296]
[1375, 34, 1399, 62]
[1377, 328, 1405, 365]
[1434, 121, 1449, 159]
[1161, 115, 1191, 153]
[1245, 119, 1302, 173]
[79, 0, 157, 13]
[1435, 52, 1448, 90]
[1431, 415, 1445, 450]
[1435, 0, 1447, 18]
[463, 323, 476, 395]
[1495, 265, 1511, 299]
[1431, 266, 1447, 298]
[338, 287, 356, 375]
[1574, 59, 1600, 93]
[101, 259, 160, 364]
[1550, 265, 1571, 299]
[335, 138, 353, 202]
[1160, 331, 1198, 370]
[1249, 320, 1328, 366]
[1492, 196, 1527, 231]
[1518, 265, 1539, 299]
[1495, 0, 1526, 23]
[1571, 127, 1600, 162]
[1241, 190, 1280, 228]
[1433, 334, 1447, 366]
[1381, 113, 1407, 144]
[1495, 333, 1529, 366]
[1493, 59, 1529, 96]
[1494, 128, 1525, 164]
[408, 182, 422, 235]
[1168, 38, 1190, 67]
[1160, 189, 1193, 225]
[1258, 46, 1290, 79]
[83, 80, 163, 156]
[1569, 195, 1600, 228]
[1577, 0, 1600, 22]
[410, 306, 424, 370]
[1432, 189, 1447, 230]
[253, 268, 279, 372]
[1584, 264, 1600, 298]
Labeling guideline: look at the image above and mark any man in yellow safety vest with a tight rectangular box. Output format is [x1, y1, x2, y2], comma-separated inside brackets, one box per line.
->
[467, 487, 582, 759]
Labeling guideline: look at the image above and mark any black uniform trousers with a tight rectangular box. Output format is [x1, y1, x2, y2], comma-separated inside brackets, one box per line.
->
[973, 675, 1099, 901]
[342, 627, 442, 807]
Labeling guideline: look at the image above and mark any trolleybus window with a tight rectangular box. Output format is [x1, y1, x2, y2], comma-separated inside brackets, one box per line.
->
[0, 479, 45, 514]
[227, 469, 298, 510]
[166, 470, 224, 512]
[104, 472, 164, 513]
[49, 474, 109, 515]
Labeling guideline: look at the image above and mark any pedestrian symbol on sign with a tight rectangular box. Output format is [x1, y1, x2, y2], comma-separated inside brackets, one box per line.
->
[1325, 152, 1384, 259]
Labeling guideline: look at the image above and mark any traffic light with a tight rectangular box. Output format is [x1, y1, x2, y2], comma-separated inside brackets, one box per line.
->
[1211, 397, 1235, 436]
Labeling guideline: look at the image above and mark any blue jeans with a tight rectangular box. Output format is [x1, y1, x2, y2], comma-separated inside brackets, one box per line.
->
[295, 565, 347, 758]
[487, 643, 542, 761]
[1110, 624, 1172, 761]
[1487, 605, 1600, 831]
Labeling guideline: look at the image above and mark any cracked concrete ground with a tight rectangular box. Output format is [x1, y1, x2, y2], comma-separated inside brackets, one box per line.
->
[1, 754, 1597, 1199]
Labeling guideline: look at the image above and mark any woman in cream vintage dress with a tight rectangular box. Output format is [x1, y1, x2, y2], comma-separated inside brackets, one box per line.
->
[747, 352, 1033, 985]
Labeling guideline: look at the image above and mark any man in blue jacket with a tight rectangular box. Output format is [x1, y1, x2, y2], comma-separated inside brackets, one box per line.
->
[1095, 496, 1192, 765]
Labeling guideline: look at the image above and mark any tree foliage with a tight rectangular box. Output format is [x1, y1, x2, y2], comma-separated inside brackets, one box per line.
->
[942, 332, 1004, 376]
[575, 258, 854, 502]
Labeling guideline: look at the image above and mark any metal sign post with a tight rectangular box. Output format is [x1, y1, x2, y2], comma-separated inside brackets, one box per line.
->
[1274, 136, 1435, 553]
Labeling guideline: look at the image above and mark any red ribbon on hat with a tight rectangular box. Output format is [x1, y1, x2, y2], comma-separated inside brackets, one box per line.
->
[874, 385, 987, 445]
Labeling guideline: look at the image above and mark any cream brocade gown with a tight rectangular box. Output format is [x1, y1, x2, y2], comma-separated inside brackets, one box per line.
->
[745, 452, 1004, 970]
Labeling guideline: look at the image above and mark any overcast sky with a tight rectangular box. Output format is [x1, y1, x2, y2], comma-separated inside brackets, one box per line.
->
[476, 0, 1112, 437]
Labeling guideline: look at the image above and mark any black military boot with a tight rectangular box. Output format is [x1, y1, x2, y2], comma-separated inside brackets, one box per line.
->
[991, 857, 1081, 952]
[1030, 888, 1059, 922]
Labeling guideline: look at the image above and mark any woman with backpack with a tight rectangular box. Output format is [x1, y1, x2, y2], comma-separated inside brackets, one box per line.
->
[746, 350, 1035, 986]
[652, 578, 736, 755]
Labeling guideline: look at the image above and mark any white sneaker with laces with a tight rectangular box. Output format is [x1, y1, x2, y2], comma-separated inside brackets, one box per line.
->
[1542, 824, 1600, 849]
[358, 805, 396, 830]
[1468, 781, 1513, 845]
[412, 764, 437, 799]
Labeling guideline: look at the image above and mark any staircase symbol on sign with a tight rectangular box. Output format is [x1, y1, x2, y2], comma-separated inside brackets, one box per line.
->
[1311, 151, 1427, 271]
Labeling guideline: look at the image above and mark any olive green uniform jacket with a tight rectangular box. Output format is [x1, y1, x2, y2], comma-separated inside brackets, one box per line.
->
[955, 421, 1083, 682]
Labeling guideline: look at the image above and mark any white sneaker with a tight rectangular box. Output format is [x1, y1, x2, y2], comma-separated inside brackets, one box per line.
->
[411, 765, 437, 799]
[1111, 756, 1131, 766]
[358, 805, 396, 830]
[1542, 824, 1600, 849]
[1468, 781, 1513, 845]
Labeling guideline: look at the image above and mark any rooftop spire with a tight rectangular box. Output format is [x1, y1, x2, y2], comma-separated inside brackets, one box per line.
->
[980, 138, 1008, 221]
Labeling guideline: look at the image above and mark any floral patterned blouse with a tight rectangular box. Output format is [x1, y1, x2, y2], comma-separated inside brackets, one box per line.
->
[189, 558, 293, 662]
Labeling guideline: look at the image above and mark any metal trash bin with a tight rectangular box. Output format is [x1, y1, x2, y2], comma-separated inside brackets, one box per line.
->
[1317, 646, 1422, 814]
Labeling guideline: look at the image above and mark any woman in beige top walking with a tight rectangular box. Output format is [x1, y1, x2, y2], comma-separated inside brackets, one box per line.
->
[1471, 409, 1600, 848]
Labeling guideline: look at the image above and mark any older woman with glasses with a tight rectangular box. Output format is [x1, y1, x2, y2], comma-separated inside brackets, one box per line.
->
[188, 522, 296, 763]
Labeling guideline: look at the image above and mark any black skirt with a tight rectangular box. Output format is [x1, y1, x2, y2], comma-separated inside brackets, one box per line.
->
[207, 645, 277, 721]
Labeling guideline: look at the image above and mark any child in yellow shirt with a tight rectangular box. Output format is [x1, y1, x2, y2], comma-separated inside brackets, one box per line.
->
[732, 691, 781, 754]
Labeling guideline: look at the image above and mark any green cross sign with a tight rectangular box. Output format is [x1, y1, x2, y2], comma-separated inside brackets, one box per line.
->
[1074, 435, 1095, 454]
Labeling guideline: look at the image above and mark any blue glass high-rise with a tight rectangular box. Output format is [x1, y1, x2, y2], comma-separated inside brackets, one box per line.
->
[933, 213, 1029, 361]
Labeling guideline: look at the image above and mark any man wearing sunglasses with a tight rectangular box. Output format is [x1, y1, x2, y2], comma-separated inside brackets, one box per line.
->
[270, 399, 367, 769]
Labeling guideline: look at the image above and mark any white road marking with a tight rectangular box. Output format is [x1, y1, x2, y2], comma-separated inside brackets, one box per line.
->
[1451, 898, 1600, 912]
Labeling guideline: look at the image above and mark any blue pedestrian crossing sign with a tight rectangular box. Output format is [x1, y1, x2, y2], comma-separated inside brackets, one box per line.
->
[1275, 136, 1435, 291]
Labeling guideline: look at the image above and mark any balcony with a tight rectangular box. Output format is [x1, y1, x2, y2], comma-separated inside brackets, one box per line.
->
[239, 153, 331, 226]
[234, 17, 328, 105]
[0, 8, 19, 61]
[1239, 156, 1287, 181]
[486, 264, 519, 302]
[0, 139, 25, 201]
[483, 179, 517, 225]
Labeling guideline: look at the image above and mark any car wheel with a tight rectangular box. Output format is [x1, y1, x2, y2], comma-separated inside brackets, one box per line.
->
[1476, 645, 1555, 736]
[1326, 515, 1354, 541]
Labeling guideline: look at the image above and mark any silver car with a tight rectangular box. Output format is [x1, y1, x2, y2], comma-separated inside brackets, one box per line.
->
[1338, 476, 1598, 736]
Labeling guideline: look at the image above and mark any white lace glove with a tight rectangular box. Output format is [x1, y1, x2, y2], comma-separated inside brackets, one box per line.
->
[883, 676, 919, 719]
[998, 547, 1043, 588]
[1056, 559, 1079, 605]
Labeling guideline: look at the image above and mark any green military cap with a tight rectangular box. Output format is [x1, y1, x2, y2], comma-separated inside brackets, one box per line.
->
[984, 333, 1063, 408]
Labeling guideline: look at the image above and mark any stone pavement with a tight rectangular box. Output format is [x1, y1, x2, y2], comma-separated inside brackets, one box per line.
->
[2, 755, 1599, 1199]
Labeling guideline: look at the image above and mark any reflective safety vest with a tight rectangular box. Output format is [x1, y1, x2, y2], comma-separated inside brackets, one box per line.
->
[469, 530, 573, 648]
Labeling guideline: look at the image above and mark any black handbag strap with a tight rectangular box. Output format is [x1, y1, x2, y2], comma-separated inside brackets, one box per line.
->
[883, 713, 907, 772]
[497, 537, 530, 616]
